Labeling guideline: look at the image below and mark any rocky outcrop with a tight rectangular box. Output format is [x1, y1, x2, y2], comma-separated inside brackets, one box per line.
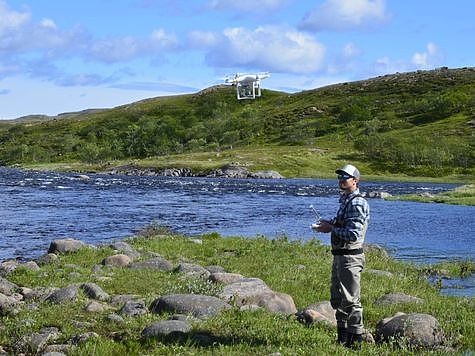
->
[106, 163, 284, 179]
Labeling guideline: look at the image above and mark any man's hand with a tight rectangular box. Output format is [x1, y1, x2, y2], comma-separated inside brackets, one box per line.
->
[311, 220, 333, 233]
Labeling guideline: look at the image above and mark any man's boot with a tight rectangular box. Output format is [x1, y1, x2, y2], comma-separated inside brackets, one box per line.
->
[336, 327, 347, 344]
[345, 332, 363, 349]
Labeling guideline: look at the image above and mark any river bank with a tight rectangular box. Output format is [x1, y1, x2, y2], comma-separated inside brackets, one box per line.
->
[1, 231, 474, 355]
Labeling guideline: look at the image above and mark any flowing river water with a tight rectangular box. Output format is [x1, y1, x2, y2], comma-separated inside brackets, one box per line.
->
[1, 167, 473, 296]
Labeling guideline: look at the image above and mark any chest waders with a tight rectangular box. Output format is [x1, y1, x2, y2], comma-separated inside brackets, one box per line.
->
[330, 193, 366, 348]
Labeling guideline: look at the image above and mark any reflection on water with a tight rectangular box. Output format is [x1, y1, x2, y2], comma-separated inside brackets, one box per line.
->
[1, 167, 474, 296]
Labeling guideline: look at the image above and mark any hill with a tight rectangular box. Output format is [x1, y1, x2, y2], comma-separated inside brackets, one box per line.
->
[0, 67, 474, 180]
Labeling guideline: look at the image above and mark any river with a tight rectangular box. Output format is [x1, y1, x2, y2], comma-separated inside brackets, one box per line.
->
[1, 167, 473, 296]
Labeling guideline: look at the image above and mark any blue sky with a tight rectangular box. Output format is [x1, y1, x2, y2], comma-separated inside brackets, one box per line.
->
[1, 0, 474, 119]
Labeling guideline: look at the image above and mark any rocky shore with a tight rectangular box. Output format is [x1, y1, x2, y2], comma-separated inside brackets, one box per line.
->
[0, 235, 455, 355]
[104, 163, 284, 179]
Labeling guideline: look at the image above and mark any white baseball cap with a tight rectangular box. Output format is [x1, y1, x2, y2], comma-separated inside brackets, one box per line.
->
[335, 164, 360, 179]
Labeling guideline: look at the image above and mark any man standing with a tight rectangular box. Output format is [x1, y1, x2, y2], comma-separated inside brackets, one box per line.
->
[312, 164, 369, 348]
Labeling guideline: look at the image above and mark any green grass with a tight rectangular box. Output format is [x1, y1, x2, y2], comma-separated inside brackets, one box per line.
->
[2, 232, 474, 355]
[387, 184, 475, 205]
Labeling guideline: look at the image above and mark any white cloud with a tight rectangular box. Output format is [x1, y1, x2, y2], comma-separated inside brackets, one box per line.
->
[300, 0, 388, 31]
[202, 26, 326, 74]
[188, 30, 220, 48]
[412, 42, 440, 68]
[0, 0, 30, 36]
[40, 18, 57, 29]
[206, 0, 287, 12]
[86, 29, 178, 63]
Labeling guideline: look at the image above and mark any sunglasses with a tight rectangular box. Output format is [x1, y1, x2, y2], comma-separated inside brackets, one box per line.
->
[337, 174, 353, 180]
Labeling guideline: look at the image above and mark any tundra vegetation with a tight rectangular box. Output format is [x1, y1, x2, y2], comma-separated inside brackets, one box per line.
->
[0, 67, 473, 184]
[1, 230, 474, 355]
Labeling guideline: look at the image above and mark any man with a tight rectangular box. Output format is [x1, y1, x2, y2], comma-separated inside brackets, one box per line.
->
[312, 164, 369, 348]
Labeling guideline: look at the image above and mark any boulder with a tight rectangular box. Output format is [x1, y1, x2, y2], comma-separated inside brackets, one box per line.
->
[376, 313, 445, 348]
[129, 257, 173, 272]
[142, 320, 192, 339]
[219, 278, 296, 314]
[80, 283, 110, 301]
[375, 292, 423, 306]
[102, 254, 132, 267]
[48, 239, 85, 254]
[296, 301, 337, 327]
[36, 253, 59, 266]
[176, 263, 210, 279]
[150, 294, 231, 319]
[13, 327, 61, 354]
[45, 285, 78, 304]
[251, 170, 284, 179]
[0, 260, 19, 276]
[84, 300, 107, 313]
[109, 241, 141, 259]
[0, 277, 18, 296]
[0, 292, 20, 316]
[219, 278, 271, 302]
[208, 272, 244, 285]
[120, 299, 148, 317]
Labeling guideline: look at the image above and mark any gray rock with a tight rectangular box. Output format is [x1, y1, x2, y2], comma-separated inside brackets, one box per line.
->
[0, 292, 20, 316]
[107, 313, 125, 323]
[45, 285, 78, 304]
[43, 344, 71, 354]
[297, 301, 337, 327]
[42, 352, 67, 356]
[109, 241, 141, 259]
[84, 300, 107, 313]
[0, 260, 19, 276]
[0, 277, 18, 295]
[129, 257, 173, 272]
[70, 332, 99, 345]
[375, 292, 423, 306]
[102, 254, 132, 267]
[80, 283, 110, 301]
[110, 294, 141, 307]
[251, 170, 284, 179]
[219, 277, 296, 314]
[120, 299, 148, 317]
[48, 238, 85, 254]
[219, 278, 271, 302]
[23, 287, 58, 302]
[176, 263, 210, 279]
[208, 272, 244, 285]
[142, 320, 192, 339]
[150, 294, 231, 319]
[13, 327, 60, 354]
[376, 313, 445, 348]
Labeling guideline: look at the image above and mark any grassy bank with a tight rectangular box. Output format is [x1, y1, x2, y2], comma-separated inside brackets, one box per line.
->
[2, 230, 474, 355]
[387, 184, 475, 206]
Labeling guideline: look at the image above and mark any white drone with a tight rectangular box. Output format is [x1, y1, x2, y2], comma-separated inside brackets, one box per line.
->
[225, 72, 270, 100]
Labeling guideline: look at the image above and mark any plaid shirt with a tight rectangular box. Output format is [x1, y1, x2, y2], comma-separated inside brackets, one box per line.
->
[331, 188, 370, 249]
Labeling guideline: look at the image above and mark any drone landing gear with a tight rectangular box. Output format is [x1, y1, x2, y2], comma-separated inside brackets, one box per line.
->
[236, 82, 262, 100]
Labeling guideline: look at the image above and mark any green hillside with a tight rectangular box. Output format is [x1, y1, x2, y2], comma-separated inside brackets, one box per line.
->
[1, 67, 474, 180]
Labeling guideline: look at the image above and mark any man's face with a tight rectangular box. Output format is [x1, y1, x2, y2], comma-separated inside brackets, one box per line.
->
[338, 175, 358, 192]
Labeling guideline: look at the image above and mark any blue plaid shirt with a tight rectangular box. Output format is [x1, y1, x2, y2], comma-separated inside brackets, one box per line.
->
[331, 189, 370, 249]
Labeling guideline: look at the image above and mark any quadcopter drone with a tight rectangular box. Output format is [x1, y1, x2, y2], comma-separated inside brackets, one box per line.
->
[224, 72, 270, 100]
